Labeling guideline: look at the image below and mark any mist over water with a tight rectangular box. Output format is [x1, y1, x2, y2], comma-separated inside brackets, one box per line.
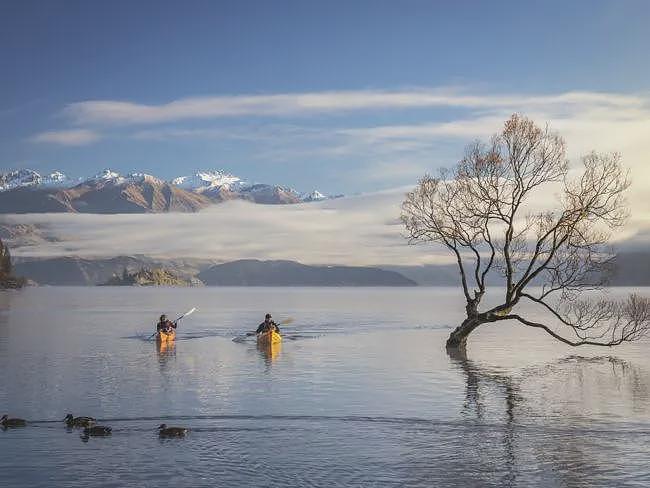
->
[1, 287, 649, 487]
[2, 191, 443, 266]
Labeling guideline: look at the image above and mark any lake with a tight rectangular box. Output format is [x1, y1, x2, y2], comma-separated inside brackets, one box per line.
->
[1, 287, 649, 487]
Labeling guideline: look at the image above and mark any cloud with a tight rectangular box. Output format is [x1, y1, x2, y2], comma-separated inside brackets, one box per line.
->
[28, 87, 650, 211]
[62, 88, 647, 125]
[339, 117, 502, 143]
[30, 129, 101, 146]
[130, 124, 323, 142]
[0, 190, 451, 266]
[116, 93, 650, 176]
[333, 105, 650, 212]
[3, 183, 648, 267]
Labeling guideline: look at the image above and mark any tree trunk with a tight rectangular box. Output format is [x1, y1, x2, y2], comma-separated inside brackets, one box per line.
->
[446, 316, 485, 350]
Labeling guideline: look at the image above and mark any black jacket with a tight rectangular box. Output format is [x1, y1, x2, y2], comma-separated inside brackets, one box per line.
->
[157, 320, 176, 332]
[256, 320, 279, 334]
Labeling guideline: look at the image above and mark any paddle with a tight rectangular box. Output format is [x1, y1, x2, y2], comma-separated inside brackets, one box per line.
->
[174, 307, 197, 324]
[148, 307, 197, 340]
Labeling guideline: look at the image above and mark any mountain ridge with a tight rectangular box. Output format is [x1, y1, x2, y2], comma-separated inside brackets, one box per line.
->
[0, 168, 332, 213]
[12, 253, 650, 287]
[198, 259, 418, 286]
[13, 256, 417, 287]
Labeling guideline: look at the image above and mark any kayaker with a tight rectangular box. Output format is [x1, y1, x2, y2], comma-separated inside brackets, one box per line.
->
[256, 313, 280, 334]
[157, 314, 177, 333]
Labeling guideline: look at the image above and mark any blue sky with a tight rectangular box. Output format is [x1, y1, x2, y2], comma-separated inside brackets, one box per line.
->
[1, 0, 649, 195]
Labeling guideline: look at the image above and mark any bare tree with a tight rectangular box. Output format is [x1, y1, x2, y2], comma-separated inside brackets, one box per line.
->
[402, 114, 650, 350]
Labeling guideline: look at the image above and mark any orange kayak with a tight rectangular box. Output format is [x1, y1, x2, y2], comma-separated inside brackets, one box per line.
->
[156, 329, 176, 343]
[257, 329, 282, 345]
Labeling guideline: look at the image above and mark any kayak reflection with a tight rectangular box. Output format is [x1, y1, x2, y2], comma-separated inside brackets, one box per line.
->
[256, 328, 282, 364]
[156, 338, 176, 362]
[257, 340, 281, 363]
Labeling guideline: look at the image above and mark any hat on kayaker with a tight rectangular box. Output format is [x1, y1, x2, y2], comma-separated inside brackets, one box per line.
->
[265, 313, 272, 319]
[160, 314, 167, 321]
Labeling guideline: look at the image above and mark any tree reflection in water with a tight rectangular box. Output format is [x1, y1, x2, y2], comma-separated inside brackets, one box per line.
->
[446, 346, 650, 487]
[447, 346, 521, 486]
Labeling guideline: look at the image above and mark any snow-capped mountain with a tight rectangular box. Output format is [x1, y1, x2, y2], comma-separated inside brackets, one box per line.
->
[170, 170, 249, 193]
[0, 168, 209, 213]
[0, 169, 73, 192]
[85, 169, 164, 187]
[89, 169, 122, 182]
[170, 170, 313, 204]
[0, 168, 336, 213]
[301, 190, 327, 202]
[170, 170, 335, 205]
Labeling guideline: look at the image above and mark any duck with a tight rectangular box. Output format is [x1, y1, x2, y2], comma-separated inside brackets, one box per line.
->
[64, 414, 96, 428]
[158, 424, 188, 438]
[82, 425, 112, 437]
[1, 415, 26, 428]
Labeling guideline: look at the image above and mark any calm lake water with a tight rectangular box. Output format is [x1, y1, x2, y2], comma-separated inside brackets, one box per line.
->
[1, 287, 649, 487]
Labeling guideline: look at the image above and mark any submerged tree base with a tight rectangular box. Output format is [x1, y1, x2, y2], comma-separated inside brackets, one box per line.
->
[446, 317, 485, 350]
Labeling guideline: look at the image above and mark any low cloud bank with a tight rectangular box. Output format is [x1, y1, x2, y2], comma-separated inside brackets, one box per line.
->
[2, 190, 450, 266]
[3, 183, 648, 266]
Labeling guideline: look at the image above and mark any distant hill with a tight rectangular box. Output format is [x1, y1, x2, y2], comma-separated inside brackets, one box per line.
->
[13, 256, 211, 286]
[198, 259, 417, 286]
[101, 267, 198, 286]
[13, 256, 416, 286]
[383, 252, 650, 287]
[380, 264, 461, 286]
[610, 252, 650, 286]
[12, 252, 650, 287]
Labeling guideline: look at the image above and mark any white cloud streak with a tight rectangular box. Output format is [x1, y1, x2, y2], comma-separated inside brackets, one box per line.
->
[339, 117, 502, 142]
[63, 88, 647, 125]
[30, 129, 101, 146]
